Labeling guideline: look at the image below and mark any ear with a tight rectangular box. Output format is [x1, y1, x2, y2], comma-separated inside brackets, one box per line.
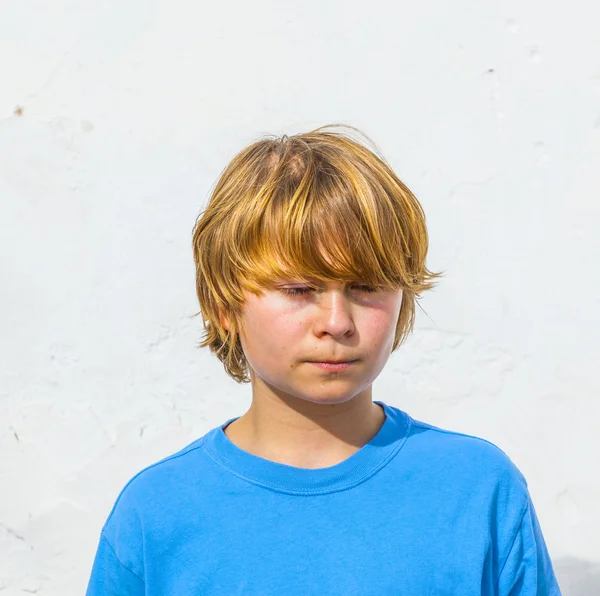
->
[218, 309, 230, 332]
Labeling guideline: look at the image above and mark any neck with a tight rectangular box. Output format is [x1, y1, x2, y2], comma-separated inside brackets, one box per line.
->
[223, 391, 386, 469]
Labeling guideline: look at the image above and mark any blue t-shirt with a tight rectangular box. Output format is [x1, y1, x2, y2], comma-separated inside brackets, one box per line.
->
[86, 400, 562, 595]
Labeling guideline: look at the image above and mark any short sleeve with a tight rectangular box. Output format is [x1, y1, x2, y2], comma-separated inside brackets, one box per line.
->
[86, 531, 145, 595]
[85, 476, 146, 595]
[497, 495, 562, 595]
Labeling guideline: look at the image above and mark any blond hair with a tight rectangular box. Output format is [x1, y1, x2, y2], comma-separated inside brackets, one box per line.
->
[191, 124, 444, 383]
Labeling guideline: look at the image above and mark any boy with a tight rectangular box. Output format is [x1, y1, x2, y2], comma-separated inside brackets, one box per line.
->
[86, 125, 562, 594]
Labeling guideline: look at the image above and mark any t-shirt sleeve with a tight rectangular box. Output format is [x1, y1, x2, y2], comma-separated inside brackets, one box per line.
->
[86, 531, 145, 595]
[497, 495, 562, 595]
[85, 475, 147, 596]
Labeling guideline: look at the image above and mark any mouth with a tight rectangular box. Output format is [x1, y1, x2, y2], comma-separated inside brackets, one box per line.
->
[307, 358, 358, 364]
[308, 360, 357, 371]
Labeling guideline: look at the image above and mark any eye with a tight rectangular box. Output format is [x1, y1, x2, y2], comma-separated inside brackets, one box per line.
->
[280, 284, 378, 297]
[356, 284, 378, 293]
[281, 286, 316, 296]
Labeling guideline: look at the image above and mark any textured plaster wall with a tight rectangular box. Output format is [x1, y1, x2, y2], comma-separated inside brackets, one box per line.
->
[1, 1, 599, 594]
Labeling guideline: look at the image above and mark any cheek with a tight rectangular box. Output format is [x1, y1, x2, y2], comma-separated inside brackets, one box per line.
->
[241, 304, 304, 350]
[266, 317, 306, 347]
[358, 307, 400, 352]
[363, 312, 396, 338]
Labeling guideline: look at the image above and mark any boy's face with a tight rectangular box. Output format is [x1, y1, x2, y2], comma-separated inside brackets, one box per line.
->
[224, 277, 403, 406]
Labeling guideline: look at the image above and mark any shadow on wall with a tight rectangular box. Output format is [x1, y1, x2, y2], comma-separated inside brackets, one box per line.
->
[554, 557, 600, 595]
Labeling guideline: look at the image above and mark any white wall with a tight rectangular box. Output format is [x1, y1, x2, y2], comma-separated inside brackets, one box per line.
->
[1, 1, 599, 594]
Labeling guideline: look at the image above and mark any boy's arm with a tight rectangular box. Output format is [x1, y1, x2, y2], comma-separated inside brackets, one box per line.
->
[497, 495, 562, 595]
[85, 531, 145, 596]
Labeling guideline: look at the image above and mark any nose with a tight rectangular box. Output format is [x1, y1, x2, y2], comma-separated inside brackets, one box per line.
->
[313, 291, 355, 338]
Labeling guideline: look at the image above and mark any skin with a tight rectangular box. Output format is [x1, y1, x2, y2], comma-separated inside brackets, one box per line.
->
[219, 277, 403, 469]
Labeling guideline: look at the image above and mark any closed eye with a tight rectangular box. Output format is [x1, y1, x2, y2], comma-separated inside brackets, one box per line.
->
[281, 285, 378, 296]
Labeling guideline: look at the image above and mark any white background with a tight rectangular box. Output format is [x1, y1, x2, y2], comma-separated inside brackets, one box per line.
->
[1, 1, 599, 594]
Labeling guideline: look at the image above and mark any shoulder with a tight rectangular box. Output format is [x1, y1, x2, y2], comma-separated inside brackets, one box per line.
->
[103, 436, 208, 522]
[403, 413, 530, 505]
[100, 436, 208, 536]
[400, 414, 561, 592]
[93, 436, 209, 578]
[407, 414, 526, 472]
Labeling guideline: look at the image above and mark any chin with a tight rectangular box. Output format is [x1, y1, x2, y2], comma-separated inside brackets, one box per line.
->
[294, 393, 359, 406]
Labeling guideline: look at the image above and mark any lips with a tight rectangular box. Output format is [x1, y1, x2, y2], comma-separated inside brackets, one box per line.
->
[308, 360, 357, 371]
[308, 359, 357, 364]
